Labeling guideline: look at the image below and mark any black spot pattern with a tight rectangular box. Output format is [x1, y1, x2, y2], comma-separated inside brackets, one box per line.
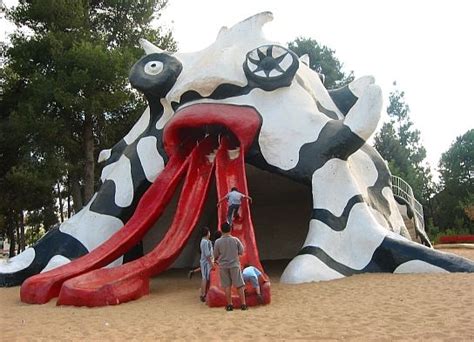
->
[299, 235, 474, 276]
[90, 108, 167, 223]
[328, 84, 358, 116]
[311, 195, 364, 231]
[0, 227, 88, 287]
[290, 121, 365, 183]
[360, 145, 393, 229]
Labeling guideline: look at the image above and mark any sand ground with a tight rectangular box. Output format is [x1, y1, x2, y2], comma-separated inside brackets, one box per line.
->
[0, 247, 473, 341]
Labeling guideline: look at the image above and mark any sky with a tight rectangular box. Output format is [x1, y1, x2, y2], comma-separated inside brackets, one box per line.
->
[1, 0, 473, 178]
[157, 0, 474, 178]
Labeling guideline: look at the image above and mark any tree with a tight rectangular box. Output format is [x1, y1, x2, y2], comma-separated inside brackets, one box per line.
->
[374, 86, 433, 203]
[0, 0, 176, 252]
[5, 0, 176, 210]
[0, 65, 58, 255]
[288, 37, 354, 89]
[431, 129, 473, 232]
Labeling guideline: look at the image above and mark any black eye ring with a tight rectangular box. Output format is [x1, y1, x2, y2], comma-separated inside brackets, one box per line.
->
[129, 53, 182, 99]
[243, 45, 299, 91]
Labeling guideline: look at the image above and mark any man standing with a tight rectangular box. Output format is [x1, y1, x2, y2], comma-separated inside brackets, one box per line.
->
[213, 222, 247, 311]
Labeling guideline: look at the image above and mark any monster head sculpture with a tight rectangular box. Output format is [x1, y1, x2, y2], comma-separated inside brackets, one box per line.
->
[1, 12, 473, 307]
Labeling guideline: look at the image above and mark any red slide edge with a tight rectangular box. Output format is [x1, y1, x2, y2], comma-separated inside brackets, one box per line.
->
[56, 137, 217, 306]
[207, 137, 271, 307]
[20, 152, 189, 304]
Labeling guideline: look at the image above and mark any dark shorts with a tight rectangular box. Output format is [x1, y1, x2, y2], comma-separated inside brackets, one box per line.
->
[219, 267, 245, 288]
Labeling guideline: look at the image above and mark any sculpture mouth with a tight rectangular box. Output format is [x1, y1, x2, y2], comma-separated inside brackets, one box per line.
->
[163, 103, 262, 156]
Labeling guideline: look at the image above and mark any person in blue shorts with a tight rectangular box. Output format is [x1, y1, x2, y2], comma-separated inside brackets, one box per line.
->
[188, 230, 222, 280]
[199, 227, 214, 302]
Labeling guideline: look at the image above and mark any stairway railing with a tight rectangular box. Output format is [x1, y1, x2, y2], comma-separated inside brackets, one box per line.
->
[391, 175, 431, 247]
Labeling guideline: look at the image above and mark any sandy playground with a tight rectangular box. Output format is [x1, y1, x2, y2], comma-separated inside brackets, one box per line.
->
[0, 247, 473, 341]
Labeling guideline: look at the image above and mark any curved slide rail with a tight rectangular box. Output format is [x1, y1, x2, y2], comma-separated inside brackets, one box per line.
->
[56, 137, 217, 306]
[207, 137, 271, 307]
[20, 153, 190, 304]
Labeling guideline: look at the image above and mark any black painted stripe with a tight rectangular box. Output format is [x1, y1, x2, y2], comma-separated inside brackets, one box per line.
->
[101, 139, 127, 168]
[367, 236, 474, 272]
[328, 85, 358, 116]
[90, 124, 165, 223]
[298, 235, 474, 277]
[172, 83, 255, 112]
[298, 246, 357, 276]
[291, 121, 365, 183]
[360, 145, 392, 227]
[311, 195, 364, 231]
[247, 121, 365, 187]
[89, 180, 141, 222]
[0, 227, 88, 287]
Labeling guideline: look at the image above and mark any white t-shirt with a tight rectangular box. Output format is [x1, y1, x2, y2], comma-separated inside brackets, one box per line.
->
[226, 190, 245, 205]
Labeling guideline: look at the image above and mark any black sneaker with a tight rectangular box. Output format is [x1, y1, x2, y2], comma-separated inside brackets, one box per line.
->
[200, 295, 206, 302]
[225, 304, 234, 311]
[240, 304, 248, 311]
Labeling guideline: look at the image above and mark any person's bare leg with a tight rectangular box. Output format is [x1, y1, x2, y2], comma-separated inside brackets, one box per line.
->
[225, 286, 232, 305]
[255, 285, 264, 304]
[200, 279, 207, 297]
[238, 286, 246, 305]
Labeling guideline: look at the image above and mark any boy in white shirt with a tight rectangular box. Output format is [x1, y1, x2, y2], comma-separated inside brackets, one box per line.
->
[217, 187, 252, 224]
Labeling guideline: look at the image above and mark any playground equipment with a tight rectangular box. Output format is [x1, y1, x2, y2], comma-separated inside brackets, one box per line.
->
[1, 12, 473, 307]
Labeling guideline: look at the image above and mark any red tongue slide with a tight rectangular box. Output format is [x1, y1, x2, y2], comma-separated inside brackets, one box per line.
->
[55, 137, 216, 306]
[20, 137, 212, 305]
[206, 136, 271, 307]
[20, 132, 270, 307]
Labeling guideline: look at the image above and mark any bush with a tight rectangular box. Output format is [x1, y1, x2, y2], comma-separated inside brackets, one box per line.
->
[432, 227, 471, 244]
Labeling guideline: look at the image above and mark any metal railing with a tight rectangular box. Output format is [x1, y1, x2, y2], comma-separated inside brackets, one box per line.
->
[391, 175, 431, 247]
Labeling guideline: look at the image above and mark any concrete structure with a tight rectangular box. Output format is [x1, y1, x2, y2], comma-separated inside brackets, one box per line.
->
[1, 12, 473, 307]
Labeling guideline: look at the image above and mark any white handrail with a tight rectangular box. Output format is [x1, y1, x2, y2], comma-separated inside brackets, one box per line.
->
[391, 175, 431, 247]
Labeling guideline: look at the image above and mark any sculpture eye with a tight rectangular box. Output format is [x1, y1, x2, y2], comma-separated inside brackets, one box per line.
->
[243, 45, 299, 91]
[144, 60, 164, 75]
[129, 53, 183, 98]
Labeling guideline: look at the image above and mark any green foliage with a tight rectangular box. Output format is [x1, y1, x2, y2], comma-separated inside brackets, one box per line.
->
[24, 225, 46, 247]
[0, 0, 176, 248]
[431, 129, 473, 233]
[374, 87, 433, 203]
[439, 129, 473, 189]
[287, 37, 354, 89]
